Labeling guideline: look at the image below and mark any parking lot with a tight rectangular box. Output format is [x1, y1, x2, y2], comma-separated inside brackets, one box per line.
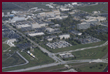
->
[2, 25, 20, 39]
[74, 36, 101, 44]
[16, 43, 31, 50]
[46, 41, 72, 49]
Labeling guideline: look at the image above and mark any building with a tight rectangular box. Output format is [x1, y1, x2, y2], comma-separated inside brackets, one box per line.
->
[46, 27, 55, 32]
[60, 8, 70, 11]
[11, 10, 19, 14]
[59, 53, 74, 58]
[85, 16, 106, 22]
[53, 10, 60, 15]
[7, 12, 10, 15]
[92, 11, 100, 14]
[6, 39, 17, 47]
[59, 34, 70, 39]
[45, 35, 57, 41]
[77, 22, 90, 30]
[96, 16, 106, 21]
[38, 10, 60, 17]
[10, 16, 26, 23]
[70, 30, 82, 35]
[31, 22, 48, 29]
[28, 32, 44, 37]
[9, 14, 14, 17]
[16, 24, 31, 29]
[72, 2, 78, 5]
[2, 12, 4, 17]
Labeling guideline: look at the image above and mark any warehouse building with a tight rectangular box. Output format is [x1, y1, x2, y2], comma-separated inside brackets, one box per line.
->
[16, 24, 31, 29]
[38, 10, 60, 17]
[31, 22, 48, 29]
[59, 53, 74, 58]
[10, 16, 26, 23]
[59, 34, 70, 39]
[77, 22, 90, 30]
[6, 39, 17, 47]
[46, 27, 55, 32]
[60, 8, 70, 11]
[2, 12, 4, 17]
[28, 32, 44, 37]
[45, 35, 57, 41]
[70, 30, 82, 35]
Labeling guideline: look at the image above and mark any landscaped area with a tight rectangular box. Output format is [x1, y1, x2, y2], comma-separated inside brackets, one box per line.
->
[75, 63, 108, 72]
[2, 53, 26, 67]
[71, 45, 108, 60]
[77, 4, 108, 13]
[41, 41, 105, 53]
[2, 47, 54, 72]
[2, 44, 10, 50]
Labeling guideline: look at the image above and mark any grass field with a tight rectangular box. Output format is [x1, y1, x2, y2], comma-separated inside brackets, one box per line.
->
[2, 53, 26, 67]
[77, 4, 108, 13]
[71, 45, 108, 60]
[2, 38, 8, 42]
[75, 63, 108, 72]
[2, 44, 10, 50]
[2, 47, 54, 72]
[41, 41, 105, 53]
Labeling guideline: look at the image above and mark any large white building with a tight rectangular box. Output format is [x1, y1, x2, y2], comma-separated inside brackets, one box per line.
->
[77, 22, 90, 30]
[71, 30, 82, 36]
[28, 32, 44, 37]
[60, 8, 70, 11]
[46, 27, 55, 32]
[31, 22, 48, 29]
[7, 12, 10, 15]
[2, 12, 4, 17]
[10, 16, 26, 23]
[85, 16, 106, 22]
[11, 10, 19, 14]
[16, 24, 31, 29]
[6, 39, 17, 47]
[59, 34, 70, 39]
[38, 10, 60, 17]
[72, 2, 78, 5]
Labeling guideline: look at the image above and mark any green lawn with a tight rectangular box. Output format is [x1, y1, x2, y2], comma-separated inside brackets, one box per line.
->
[2, 44, 10, 50]
[2, 47, 54, 72]
[71, 45, 108, 60]
[2, 38, 8, 42]
[75, 63, 108, 72]
[77, 4, 108, 13]
[41, 41, 105, 53]
[2, 53, 26, 67]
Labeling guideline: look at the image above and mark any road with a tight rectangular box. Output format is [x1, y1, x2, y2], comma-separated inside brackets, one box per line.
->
[7, 59, 107, 72]
[55, 41, 108, 55]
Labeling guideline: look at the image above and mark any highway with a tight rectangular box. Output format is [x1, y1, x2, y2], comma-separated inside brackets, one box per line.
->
[7, 59, 107, 72]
